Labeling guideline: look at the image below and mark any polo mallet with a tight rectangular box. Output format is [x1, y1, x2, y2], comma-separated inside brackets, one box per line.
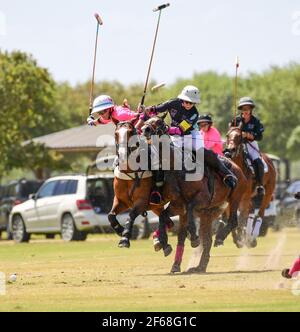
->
[233, 56, 240, 126]
[89, 13, 103, 115]
[151, 82, 166, 92]
[140, 3, 170, 107]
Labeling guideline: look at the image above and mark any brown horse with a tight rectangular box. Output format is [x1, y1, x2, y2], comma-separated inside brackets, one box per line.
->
[141, 117, 247, 273]
[217, 126, 276, 248]
[108, 119, 188, 254]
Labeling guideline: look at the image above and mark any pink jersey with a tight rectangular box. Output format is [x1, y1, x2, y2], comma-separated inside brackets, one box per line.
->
[289, 257, 300, 277]
[98, 105, 137, 124]
[200, 126, 224, 156]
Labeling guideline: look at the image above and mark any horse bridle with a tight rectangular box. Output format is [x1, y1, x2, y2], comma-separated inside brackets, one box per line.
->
[115, 121, 139, 157]
[226, 127, 243, 158]
[142, 117, 169, 139]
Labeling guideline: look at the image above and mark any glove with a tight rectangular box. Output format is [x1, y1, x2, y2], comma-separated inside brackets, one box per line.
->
[168, 127, 182, 136]
[87, 116, 96, 126]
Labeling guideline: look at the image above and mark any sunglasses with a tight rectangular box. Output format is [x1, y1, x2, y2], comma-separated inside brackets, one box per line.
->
[199, 123, 210, 127]
[183, 101, 195, 106]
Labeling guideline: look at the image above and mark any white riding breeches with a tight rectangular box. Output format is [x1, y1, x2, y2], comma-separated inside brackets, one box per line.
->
[245, 141, 260, 161]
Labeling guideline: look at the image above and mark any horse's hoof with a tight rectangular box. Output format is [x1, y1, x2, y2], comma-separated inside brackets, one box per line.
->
[235, 241, 244, 249]
[163, 244, 173, 257]
[191, 236, 201, 248]
[153, 239, 162, 252]
[196, 268, 207, 274]
[246, 238, 257, 249]
[171, 263, 181, 274]
[187, 267, 206, 274]
[118, 238, 130, 248]
[186, 267, 201, 274]
[214, 238, 224, 247]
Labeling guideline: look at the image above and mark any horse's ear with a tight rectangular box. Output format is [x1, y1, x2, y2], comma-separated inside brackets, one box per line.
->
[112, 118, 119, 126]
[238, 122, 243, 129]
[228, 122, 233, 130]
[161, 111, 168, 121]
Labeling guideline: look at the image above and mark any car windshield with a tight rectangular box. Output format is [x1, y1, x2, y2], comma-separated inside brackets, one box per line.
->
[287, 181, 300, 195]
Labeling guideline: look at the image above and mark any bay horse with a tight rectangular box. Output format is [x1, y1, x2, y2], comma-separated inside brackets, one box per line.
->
[141, 117, 247, 273]
[108, 118, 196, 254]
[216, 125, 276, 248]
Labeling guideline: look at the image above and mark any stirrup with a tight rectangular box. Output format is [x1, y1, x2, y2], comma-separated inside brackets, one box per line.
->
[223, 174, 237, 189]
[150, 191, 163, 205]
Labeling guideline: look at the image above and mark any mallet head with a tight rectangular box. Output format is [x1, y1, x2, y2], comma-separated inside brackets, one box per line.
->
[151, 82, 166, 91]
[153, 3, 170, 12]
[94, 13, 103, 25]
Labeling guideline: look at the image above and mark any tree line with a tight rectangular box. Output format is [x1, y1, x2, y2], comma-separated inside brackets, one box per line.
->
[0, 50, 300, 179]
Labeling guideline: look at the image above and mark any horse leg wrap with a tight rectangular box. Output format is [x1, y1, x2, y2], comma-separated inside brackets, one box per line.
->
[108, 214, 124, 237]
[252, 217, 262, 239]
[175, 245, 185, 264]
[246, 214, 255, 237]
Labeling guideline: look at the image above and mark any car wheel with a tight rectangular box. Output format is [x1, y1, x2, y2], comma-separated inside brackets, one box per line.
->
[130, 225, 140, 240]
[296, 210, 300, 228]
[12, 215, 31, 243]
[61, 214, 81, 242]
[77, 232, 88, 241]
[6, 216, 13, 240]
[45, 234, 55, 239]
[136, 217, 152, 240]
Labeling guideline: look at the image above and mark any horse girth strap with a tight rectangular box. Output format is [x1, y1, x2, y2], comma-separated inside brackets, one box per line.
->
[128, 173, 142, 201]
[114, 167, 152, 181]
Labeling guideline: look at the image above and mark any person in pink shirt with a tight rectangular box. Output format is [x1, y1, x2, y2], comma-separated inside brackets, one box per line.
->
[87, 95, 138, 126]
[282, 256, 300, 279]
[197, 114, 224, 156]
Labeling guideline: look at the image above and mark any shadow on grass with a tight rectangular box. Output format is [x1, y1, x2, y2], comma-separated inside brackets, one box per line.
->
[139, 269, 280, 277]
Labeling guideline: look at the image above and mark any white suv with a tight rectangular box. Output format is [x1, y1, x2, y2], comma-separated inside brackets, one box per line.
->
[9, 174, 153, 243]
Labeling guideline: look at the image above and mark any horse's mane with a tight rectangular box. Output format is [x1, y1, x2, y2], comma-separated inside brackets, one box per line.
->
[226, 126, 242, 137]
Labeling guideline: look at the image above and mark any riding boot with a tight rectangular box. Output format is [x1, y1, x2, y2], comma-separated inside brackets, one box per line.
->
[150, 170, 164, 205]
[253, 158, 265, 196]
[204, 149, 237, 189]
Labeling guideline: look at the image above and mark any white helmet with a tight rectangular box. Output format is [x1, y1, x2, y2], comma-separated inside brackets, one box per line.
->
[178, 85, 201, 104]
[91, 95, 114, 115]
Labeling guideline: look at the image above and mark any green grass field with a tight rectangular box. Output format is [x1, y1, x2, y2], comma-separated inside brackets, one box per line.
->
[0, 228, 300, 312]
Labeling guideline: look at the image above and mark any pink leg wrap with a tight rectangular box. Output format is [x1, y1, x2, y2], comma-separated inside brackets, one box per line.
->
[175, 245, 185, 264]
[289, 257, 300, 277]
[153, 230, 160, 239]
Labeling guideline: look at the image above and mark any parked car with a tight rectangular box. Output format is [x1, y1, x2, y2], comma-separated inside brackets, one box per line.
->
[9, 174, 155, 243]
[0, 179, 43, 239]
[279, 180, 300, 228]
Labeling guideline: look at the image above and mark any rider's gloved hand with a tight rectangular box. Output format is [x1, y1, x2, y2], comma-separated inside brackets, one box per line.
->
[87, 116, 96, 126]
[168, 127, 182, 136]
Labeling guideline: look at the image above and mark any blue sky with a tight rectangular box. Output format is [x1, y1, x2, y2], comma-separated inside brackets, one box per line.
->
[1, 0, 299, 86]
